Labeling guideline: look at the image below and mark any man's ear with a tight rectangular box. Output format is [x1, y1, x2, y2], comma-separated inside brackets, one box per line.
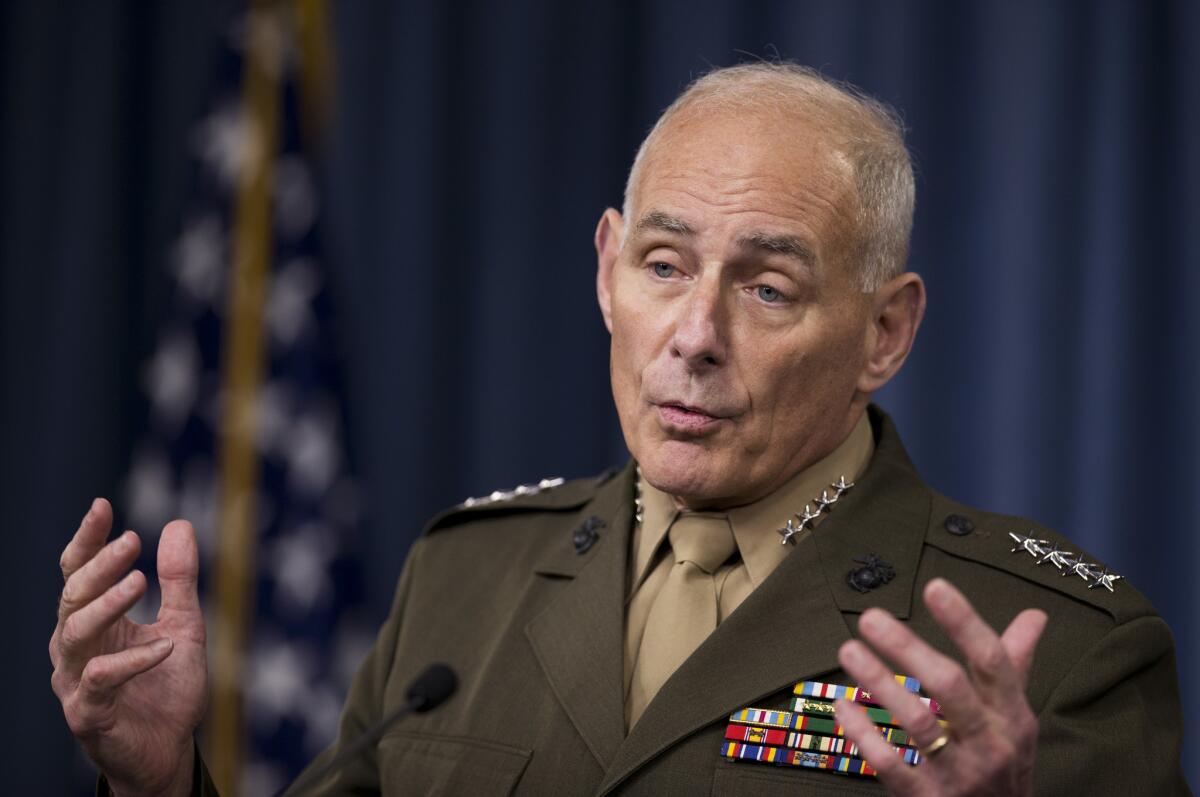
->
[857, 272, 926, 394]
[595, 208, 624, 334]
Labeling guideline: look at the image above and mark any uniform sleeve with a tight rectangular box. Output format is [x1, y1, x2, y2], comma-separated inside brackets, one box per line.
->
[1033, 615, 1191, 796]
[97, 741, 219, 797]
[279, 538, 423, 795]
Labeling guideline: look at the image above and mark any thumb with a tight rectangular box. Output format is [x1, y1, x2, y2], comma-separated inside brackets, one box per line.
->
[157, 519, 201, 616]
[1000, 608, 1048, 686]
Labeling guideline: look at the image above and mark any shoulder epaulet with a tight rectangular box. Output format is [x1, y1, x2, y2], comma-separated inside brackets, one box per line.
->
[423, 471, 614, 535]
[923, 491, 1156, 625]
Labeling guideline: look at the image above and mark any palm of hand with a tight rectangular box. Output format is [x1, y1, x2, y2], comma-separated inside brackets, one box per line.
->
[86, 606, 208, 789]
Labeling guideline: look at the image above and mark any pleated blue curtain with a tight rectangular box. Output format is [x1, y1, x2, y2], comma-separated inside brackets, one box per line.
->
[4, 1, 1195, 792]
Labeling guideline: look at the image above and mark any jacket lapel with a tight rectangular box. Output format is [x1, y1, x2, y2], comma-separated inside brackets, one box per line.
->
[598, 408, 933, 794]
[525, 464, 636, 771]
[812, 409, 931, 619]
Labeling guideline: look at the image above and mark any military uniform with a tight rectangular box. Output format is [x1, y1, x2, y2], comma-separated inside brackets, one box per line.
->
[177, 407, 1188, 795]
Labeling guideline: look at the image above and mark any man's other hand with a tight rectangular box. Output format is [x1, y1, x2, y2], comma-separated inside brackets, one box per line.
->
[49, 499, 207, 796]
[836, 578, 1047, 796]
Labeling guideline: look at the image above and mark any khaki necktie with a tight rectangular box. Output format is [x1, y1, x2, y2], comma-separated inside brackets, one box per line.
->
[628, 512, 737, 725]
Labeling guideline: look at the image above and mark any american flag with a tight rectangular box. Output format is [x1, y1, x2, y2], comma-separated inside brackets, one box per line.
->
[121, 3, 370, 794]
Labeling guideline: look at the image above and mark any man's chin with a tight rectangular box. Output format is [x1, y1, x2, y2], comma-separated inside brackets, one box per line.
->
[638, 443, 741, 507]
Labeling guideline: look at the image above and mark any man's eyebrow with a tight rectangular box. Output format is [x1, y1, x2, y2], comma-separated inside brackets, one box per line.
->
[738, 231, 815, 265]
[634, 210, 695, 237]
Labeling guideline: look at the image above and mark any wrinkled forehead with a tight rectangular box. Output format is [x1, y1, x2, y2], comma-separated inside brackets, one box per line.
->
[631, 106, 859, 251]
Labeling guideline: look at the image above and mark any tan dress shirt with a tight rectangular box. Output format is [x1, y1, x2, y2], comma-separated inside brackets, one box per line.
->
[623, 413, 875, 728]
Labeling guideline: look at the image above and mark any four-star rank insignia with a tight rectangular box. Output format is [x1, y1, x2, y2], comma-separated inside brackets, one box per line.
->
[1007, 531, 1122, 593]
[777, 476, 854, 545]
[460, 477, 564, 508]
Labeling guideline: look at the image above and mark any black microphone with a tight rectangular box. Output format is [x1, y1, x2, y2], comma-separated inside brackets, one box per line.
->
[404, 663, 457, 712]
[280, 663, 458, 796]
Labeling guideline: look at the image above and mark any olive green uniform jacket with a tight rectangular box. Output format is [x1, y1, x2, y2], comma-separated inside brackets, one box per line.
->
[191, 408, 1190, 795]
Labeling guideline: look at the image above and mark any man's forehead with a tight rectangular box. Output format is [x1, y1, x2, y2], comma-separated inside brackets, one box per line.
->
[632, 110, 855, 216]
[636, 141, 853, 208]
[656, 102, 849, 168]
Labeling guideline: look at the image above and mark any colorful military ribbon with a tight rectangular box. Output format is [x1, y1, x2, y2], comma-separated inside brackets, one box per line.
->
[791, 698, 949, 729]
[721, 742, 883, 775]
[794, 678, 942, 714]
[728, 708, 916, 746]
[723, 674, 938, 780]
[724, 723, 923, 763]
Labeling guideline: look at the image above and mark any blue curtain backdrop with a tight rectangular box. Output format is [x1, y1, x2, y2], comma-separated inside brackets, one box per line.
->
[3, 1, 1196, 793]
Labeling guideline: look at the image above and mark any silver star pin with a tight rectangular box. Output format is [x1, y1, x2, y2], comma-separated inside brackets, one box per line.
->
[815, 489, 838, 511]
[1037, 542, 1075, 570]
[833, 476, 854, 494]
[779, 505, 820, 546]
[1066, 559, 1098, 582]
[1087, 566, 1123, 592]
[798, 504, 821, 524]
[1008, 532, 1049, 558]
[778, 518, 803, 545]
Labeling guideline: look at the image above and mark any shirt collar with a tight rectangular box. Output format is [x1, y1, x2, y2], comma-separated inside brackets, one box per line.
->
[630, 467, 680, 590]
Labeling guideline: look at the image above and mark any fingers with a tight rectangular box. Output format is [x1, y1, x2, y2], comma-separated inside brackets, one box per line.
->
[58, 571, 148, 669]
[60, 498, 114, 581]
[999, 608, 1048, 685]
[834, 697, 925, 792]
[841, 581, 1045, 794]
[58, 530, 141, 627]
[855, 607, 987, 736]
[923, 579, 1021, 699]
[75, 638, 174, 710]
[839, 636, 951, 748]
[157, 520, 200, 616]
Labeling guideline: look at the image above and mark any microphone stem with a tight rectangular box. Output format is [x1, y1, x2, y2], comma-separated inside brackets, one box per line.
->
[276, 696, 421, 797]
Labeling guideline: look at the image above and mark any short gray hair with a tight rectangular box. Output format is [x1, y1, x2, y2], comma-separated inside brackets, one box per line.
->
[622, 63, 914, 292]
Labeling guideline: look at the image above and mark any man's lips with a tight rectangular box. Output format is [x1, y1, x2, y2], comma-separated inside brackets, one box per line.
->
[655, 403, 728, 433]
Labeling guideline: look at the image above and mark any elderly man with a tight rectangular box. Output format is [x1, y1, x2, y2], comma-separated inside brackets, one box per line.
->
[51, 64, 1187, 795]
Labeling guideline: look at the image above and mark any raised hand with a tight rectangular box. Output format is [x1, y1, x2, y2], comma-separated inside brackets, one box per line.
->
[836, 578, 1047, 796]
[49, 499, 208, 796]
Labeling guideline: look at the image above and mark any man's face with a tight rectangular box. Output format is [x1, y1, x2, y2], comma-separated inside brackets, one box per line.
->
[597, 108, 877, 507]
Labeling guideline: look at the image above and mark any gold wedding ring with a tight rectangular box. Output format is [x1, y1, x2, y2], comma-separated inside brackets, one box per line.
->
[919, 732, 952, 758]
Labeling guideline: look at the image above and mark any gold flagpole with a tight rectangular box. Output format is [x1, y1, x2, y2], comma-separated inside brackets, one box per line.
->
[209, 2, 282, 793]
[294, 0, 334, 149]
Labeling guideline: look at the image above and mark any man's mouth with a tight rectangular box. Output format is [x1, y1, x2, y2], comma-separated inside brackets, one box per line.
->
[655, 403, 727, 434]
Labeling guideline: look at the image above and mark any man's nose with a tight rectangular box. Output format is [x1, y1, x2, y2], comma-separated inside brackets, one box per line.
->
[669, 277, 727, 370]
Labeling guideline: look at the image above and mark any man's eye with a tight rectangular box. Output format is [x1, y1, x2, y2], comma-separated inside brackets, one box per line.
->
[652, 262, 676, 279]
[756, 285, 783, 303]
